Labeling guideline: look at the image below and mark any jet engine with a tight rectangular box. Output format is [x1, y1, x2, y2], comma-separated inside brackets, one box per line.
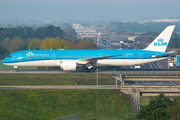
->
[60, 61, 77, 71]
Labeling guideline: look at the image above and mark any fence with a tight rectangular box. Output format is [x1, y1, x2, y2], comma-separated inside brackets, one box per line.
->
[110, 71, 180, 76]
[0, 85, 121, 90]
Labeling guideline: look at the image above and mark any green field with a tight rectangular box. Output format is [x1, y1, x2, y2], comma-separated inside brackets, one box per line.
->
[0, 63, 135, 119]
[140, 96, 154, 108]
[0, 60, 37, 70]
[0, 90, 134, 120]
[0, 73, 116, 85]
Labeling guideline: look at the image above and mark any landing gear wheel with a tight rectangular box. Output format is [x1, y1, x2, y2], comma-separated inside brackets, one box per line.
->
[15, 69, 19, 72]
[90, 68, 94, 73]
[86, 68, 89, 72]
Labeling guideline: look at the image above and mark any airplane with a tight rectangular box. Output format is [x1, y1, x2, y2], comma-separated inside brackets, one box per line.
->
[2, 25, 175, 72]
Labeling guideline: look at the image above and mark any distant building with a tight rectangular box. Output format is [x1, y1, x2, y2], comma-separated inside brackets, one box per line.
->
[72, 24, 98, 39]
[153, 19, 180, 22]
[98, 33, 110, 41]
[128, 36, 138, 42]
[43, 21, 52, 24]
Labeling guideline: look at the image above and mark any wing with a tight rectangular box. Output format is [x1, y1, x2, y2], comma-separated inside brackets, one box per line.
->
[152, 51, 175, 58]
[77, 54, 123, 64]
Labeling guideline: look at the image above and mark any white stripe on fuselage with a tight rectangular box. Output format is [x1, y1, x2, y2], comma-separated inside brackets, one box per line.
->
[3, 57, 168, 67]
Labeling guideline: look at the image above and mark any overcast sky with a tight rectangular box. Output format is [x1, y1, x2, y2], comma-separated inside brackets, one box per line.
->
[0, 0, 180, 21]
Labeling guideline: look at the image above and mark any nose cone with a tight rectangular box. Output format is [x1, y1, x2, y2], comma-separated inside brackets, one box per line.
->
[2, 59, 5, 64]
[2, 58, 7, 64]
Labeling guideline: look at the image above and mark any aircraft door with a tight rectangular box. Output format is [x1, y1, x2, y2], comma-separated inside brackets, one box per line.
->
[51, 53, 56, 60]
[139, 53, 143, 59]
[17, 54, 22, 62]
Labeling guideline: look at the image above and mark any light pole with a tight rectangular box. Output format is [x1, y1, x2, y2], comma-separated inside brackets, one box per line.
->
[97, 68, 98, 88]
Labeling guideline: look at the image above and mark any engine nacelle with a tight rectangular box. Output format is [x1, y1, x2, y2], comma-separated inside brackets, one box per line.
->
[60, 61, 77, 71]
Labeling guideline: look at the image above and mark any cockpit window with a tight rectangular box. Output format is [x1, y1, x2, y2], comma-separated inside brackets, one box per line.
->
[8, 56, 11, 58]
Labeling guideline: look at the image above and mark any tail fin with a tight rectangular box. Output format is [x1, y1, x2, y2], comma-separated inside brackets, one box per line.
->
[144, 25, 175, 52]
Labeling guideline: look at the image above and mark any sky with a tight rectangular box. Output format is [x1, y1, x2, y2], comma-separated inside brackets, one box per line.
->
[0, 0, 180, 22]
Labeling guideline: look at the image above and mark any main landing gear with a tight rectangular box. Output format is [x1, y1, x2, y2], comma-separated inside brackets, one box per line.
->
[86, 63, 94, 73]
[86, 68, 94, 73]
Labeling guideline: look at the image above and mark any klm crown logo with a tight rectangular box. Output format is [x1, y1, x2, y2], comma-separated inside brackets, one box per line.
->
[26, 52, 34, 56]
[154, 38, 167, 46]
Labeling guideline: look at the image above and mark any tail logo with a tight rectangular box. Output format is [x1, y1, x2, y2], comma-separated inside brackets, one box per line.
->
[154, 38, 167, 46]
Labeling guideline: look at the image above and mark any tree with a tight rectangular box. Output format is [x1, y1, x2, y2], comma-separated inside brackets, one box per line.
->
[60, 23, 72, 31]
[74, 41, 87, 50]
[136, 94, 172, 120]
[61, 23, 77, 40]
[28, 38, 41, 50]
[3, 37, 11, 49]
[66, 28, 77, 37]
[9, 37, 25, 53]
[40, 37, 73, 50]
[166, 97, 180, 120]
[72, 39, 97, 50]
[83, 39, 97, 49]
[20, 27, 35, 39]
[35, 27, 48, 39]
[35, 25, 63, 39]
[0, 44, 6, 59]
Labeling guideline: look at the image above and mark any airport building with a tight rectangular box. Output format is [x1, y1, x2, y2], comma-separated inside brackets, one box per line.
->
[72, 24, 98, 39]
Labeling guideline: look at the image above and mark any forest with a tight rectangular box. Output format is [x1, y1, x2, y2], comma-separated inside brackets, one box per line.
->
[0, 25, 97, 59]
[137, 94, 180, 120]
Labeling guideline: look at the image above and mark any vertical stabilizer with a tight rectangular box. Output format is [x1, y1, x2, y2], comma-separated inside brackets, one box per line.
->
[144, 25, 175, 52]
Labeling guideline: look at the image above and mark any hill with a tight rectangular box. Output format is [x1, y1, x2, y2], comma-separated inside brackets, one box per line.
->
[0, 90, 134, 120]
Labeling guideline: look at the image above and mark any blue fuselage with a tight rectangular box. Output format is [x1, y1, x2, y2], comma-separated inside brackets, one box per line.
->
[2, 49, 166, 64]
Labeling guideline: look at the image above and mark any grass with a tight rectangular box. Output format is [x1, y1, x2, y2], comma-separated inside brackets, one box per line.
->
[0, 60, 37, 70]
[0, 73, 116, 85]
[0, 90, 134, 120]
[140, 96, 154, 108]
[0, 61, 135, 119]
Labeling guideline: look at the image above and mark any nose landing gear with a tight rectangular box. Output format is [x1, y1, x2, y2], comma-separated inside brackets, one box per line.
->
[15, 69, 19, 72]
[14, 66, 19, 72]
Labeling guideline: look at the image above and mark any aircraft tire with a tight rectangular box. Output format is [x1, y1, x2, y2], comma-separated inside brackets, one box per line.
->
[15, 69, 19, 72]
[86, 68, 89, 72]
[90, 68, 94, 73]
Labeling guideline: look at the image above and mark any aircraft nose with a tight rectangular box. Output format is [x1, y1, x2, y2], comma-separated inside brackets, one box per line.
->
[2, 58, 7, 64]
[2, 59, 5, 64]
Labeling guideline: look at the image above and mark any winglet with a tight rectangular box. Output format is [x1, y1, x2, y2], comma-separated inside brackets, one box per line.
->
[144, 25, 175, 52]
